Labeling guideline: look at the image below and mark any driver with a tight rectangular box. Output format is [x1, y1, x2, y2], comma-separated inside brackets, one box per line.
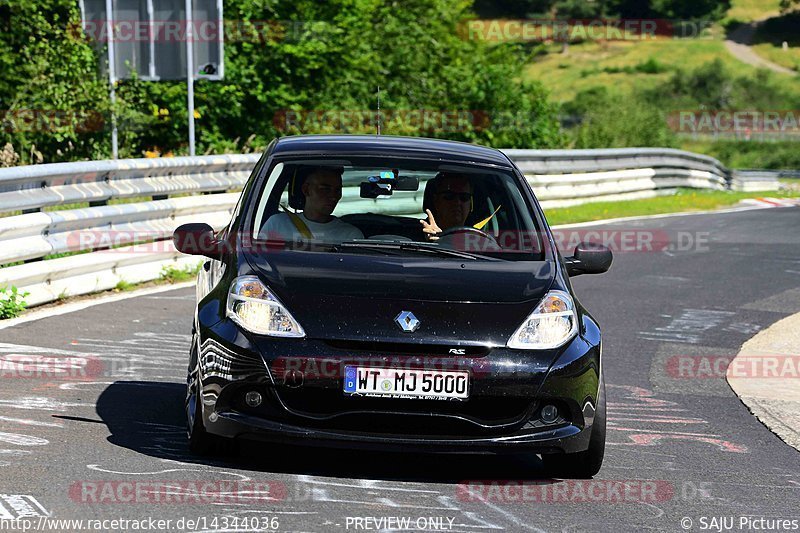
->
[261, 167, 364, 243]
[420, 172, 474, 242]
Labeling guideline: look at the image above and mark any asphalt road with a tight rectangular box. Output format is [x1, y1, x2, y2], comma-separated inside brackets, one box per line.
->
[0, 206, 798, 533]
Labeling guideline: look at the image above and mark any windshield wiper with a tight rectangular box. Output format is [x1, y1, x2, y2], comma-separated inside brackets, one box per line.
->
[336, 240, 491, 261]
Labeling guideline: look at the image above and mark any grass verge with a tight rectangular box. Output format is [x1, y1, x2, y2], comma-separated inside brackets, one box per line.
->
[159, 263, 203, 283]
[544, 188, 800, 226]
[524, 37, 791, 102]
[726, 0, 782, 23]
[751, 12, 800, 72]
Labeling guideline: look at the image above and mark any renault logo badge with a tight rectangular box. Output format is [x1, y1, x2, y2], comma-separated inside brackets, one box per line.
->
[395, 311, 420, 332]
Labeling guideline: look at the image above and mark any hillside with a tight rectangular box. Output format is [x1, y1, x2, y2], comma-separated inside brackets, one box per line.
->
[524, 0, 798, 102]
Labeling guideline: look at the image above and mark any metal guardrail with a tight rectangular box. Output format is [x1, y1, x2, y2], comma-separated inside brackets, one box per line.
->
[0, 147, 785, 307]
[0, 154, 258, 214]
[729, 169, 784, 192]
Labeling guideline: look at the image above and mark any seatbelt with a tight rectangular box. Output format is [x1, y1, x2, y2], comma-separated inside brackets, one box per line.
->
[286, 212, 314, 239]
[473, 205, 502, 231]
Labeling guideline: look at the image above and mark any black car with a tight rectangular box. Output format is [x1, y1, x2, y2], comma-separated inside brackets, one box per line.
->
[173, 135, 612, 478]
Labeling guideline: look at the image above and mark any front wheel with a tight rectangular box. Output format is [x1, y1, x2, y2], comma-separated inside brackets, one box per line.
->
[186, 361, 235, 456]
[541, 376, 606, 478]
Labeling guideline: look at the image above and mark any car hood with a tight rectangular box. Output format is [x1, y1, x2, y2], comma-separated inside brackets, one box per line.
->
[244, 250, 555, 344]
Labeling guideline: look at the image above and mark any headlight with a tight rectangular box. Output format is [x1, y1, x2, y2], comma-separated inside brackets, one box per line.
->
[226, 276, 305, 337]
[507, 290, 578, 349]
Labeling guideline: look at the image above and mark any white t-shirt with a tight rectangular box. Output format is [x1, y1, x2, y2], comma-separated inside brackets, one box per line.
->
[260, 212, 364, 244]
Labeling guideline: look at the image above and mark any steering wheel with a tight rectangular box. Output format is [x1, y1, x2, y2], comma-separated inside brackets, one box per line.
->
[438, 226, 501, 252]
[440, 226, 493, 239]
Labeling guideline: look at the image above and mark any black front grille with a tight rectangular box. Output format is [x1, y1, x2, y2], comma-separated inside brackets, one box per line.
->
[324, 339, 491, 357]
[275, 387, 534, 434]
[312, 413, 519, 437]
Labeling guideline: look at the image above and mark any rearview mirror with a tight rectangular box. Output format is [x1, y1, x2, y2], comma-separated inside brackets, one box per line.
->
[360, 171, 420, 198]
[565, 242, 612, 276]
[394, 175, 419, 191]
[173, 223, 226, 259]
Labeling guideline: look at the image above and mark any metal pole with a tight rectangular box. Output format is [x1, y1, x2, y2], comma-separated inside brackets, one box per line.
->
[147, 0, 156, 79]
[185, 0, 196, 156]
[105, 0, 118, 158]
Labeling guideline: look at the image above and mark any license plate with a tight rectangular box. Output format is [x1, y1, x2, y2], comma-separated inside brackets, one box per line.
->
[343, 366, 469, 400]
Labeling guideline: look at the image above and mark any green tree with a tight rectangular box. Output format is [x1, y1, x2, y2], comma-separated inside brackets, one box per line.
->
[0, 0, 111, 162]
[0, 0, 565, 163]
[780, 0, 800, 12]
[571, 88, 676, 149]
[116, 0, 564, 154]
[472, 0, 552, 18]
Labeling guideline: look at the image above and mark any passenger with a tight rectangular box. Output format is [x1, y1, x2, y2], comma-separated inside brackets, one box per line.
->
[262, 167, 363, 243]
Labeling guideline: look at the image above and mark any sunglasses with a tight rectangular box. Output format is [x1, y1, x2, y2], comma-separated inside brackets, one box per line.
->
[436, 191, 472, 202]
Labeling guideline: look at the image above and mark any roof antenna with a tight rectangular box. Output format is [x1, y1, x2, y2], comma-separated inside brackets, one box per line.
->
[376, 86, 381, 135]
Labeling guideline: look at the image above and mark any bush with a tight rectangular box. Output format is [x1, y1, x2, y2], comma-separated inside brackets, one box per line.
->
[474, 0, 733, 21]
[570, 89, 676, 148]
[0, 0, 565, 162]
[0, 0, 111, 163]
[0, 285, 29, 319]
[664, 59, 734, 109]
[693, 141, 800, 169]
[635, 58, 668, 74]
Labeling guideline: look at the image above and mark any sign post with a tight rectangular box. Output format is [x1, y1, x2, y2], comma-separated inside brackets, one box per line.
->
[80, 0, 223, 158]
[185, 0, 196, 156]
[103, 0, 118, 158]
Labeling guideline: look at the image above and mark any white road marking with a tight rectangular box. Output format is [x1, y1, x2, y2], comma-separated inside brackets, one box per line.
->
[0, 494, 50, 518]
[639, 309, 736, 344]
[0, 343, 87, 356]
[0, 432, 49, 446]
[0, 283, 195, 331]
[86, 464, 252, 480]
[296, 475, 440, 493]
[0, 397, 92, 411]
[467, 492, 547, 532]
[0, 416, 63, 428]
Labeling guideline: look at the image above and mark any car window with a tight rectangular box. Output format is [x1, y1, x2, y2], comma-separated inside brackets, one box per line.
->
[248, 157, 544, 261]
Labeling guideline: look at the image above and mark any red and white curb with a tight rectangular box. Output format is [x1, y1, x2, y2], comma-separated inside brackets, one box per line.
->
[738, 197, 800, 208]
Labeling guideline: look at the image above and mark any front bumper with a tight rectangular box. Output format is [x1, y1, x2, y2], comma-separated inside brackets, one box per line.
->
[194, 314, 601, 454]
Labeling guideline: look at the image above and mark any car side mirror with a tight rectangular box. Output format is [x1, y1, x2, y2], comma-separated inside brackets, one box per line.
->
[173, 223, 226, 259]
[565, 242, 612, 276]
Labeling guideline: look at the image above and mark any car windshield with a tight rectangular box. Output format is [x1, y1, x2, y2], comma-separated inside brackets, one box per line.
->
[249, 156, 545, 261]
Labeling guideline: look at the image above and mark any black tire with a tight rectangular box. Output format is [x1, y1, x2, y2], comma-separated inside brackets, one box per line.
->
[186, 365, 235, 456]
[541, 375, 606, 478]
